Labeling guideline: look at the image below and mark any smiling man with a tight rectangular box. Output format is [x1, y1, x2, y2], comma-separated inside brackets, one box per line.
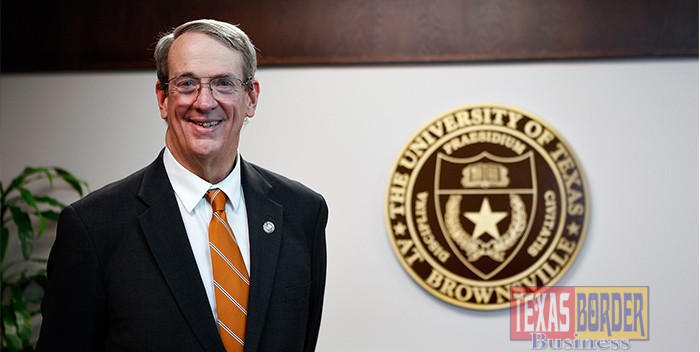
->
[37, 19, 328, 352]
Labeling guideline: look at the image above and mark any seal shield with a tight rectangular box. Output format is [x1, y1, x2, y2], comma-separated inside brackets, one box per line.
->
[435, 151, 536, 280]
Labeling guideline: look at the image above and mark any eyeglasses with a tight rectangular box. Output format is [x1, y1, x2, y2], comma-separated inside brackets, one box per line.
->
[163, 75, 250, 100]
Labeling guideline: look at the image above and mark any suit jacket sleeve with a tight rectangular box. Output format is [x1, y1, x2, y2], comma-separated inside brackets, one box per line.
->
[36, 205, 108, 351]
[304, 197, 329, 351]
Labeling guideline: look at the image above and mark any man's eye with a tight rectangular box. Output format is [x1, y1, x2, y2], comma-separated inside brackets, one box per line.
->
[177, 79, 197, 88]
[215, 79, 235, 87]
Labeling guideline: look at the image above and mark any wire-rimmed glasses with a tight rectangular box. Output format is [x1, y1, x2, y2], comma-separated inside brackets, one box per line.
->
[164, 75, 250, 101]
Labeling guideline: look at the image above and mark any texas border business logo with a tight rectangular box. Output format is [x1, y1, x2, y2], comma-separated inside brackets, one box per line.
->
[510, 286, 649, 350]
[385, 103, 588, 310]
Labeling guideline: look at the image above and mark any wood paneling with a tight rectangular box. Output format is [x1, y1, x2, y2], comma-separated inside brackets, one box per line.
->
[1, 0, 697, 72]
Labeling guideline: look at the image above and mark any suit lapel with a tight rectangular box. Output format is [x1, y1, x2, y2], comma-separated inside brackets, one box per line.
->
[240, 159, 283, 352]
[137, 152, 226, 352]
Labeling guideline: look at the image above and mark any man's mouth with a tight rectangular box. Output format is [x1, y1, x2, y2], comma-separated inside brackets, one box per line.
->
[194, 120, 221, 128]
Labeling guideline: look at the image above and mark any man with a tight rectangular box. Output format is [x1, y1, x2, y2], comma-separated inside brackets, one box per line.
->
[37, 19, 328, 352]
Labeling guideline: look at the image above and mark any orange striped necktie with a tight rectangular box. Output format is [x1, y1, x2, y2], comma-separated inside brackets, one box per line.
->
[205, 189, 249, 352]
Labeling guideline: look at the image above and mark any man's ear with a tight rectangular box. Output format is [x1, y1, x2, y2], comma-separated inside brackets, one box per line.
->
[156, 81, 169, 120]
[244, 79, 260, 119]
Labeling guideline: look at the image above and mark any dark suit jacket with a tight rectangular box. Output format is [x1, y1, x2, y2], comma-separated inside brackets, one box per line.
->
[36, 151, 328, 352]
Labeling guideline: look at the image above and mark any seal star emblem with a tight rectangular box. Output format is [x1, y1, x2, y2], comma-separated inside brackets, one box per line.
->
[567, 221, 581, 236]
[393, 221, 408, 236]
[464, 197, 508, 240]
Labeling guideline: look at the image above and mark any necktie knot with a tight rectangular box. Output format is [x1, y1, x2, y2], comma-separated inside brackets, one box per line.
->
[206, 189, 227, 213]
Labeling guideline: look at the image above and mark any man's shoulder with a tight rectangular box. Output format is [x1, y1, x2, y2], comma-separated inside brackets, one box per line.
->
[243, 160, 324, 202]
[71, 169, 142, 211]
[71, 155, 163, 210]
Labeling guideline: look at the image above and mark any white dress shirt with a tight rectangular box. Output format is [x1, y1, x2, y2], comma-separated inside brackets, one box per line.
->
[162, 148, 250, 320]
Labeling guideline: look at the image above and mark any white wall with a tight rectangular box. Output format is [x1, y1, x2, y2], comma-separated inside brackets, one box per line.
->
[1, 58, 697, 351]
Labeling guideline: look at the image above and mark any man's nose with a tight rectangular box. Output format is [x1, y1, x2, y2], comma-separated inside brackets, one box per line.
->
[193, 83, 217, 108]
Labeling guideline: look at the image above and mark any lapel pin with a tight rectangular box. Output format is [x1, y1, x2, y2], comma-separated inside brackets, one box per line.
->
[263, 221, 275, 234]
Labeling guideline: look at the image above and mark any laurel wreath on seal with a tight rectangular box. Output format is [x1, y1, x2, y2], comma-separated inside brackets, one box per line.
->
[445, 194, 527, 262]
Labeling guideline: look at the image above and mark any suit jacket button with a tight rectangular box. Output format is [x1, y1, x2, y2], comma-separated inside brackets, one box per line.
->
[263, 221, 275, 234]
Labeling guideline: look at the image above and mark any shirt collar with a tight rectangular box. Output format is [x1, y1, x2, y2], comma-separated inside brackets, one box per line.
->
[163, 148, 243, 213]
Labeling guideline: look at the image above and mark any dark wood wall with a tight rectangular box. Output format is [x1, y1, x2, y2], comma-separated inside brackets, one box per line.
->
[1, 0, 697, 72]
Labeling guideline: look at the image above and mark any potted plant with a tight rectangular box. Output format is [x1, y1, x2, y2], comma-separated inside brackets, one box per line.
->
[1, 167, 88, 351]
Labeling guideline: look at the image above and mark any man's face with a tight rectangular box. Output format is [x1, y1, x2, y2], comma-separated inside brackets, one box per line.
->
[156, 32, 259, 179]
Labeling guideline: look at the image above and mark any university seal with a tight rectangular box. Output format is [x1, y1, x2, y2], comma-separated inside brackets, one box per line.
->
[385, 104, 589, 310]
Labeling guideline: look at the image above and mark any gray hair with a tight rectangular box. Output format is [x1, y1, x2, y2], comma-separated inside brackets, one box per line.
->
[154, 19, 257, 89]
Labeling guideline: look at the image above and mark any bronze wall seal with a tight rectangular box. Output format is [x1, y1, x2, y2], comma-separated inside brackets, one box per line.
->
[385, 104, 589, 310]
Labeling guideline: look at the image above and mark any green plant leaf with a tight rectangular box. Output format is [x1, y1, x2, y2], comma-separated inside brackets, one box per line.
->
[40, 210, 61, 221]
[18, 187, 46, 237]
[55, 167, 86, 197]
[22, 166, 52, 179]
[16, 167, 52, 191]
[9, 206, 34, 260]
[2, 302, 23, 352]
[17, 187, 38, 210]
[38, 213, 47, 237]
[36, 195, 66, 223]
[6, 173, 26, 196]
[1, 283, 34, 351]
[38, 167, 54, 187]
[34, 195, 67, 209]
[30, 258, 48, 265]
[10, 285, 33, 347]
[1, 226, 9, 265]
